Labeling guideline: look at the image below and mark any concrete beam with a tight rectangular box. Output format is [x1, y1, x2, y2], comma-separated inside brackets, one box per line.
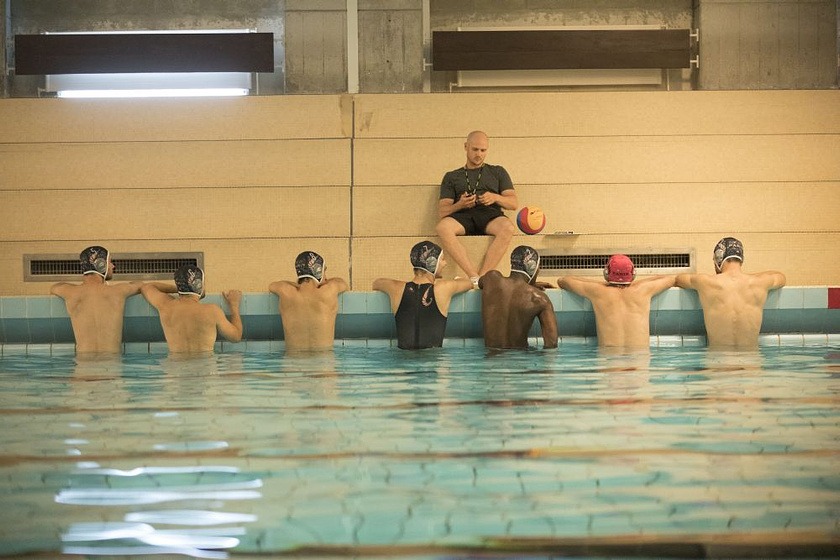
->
[1, 0, 7, 97]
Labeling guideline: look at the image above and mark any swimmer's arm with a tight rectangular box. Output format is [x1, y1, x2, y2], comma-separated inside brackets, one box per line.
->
[557, 276, 600, 297]
[140, 283, 174, 310]
[537, 299, 559, 349]
[268, 281, 297, 296]
[322, 277, 349, 295]
[373, 278, 409, 315]
[49, 282, 74, 299]
[216, 290, 243, 342]
[372, 278, 405, 299]
[477, 270, 502, 290]
[438, 278, 474, 296]
[117, 281, 162, 298]
[675, 273, 701, 290]
[636, 275, 677, 297]
[757, 271, 786, 290]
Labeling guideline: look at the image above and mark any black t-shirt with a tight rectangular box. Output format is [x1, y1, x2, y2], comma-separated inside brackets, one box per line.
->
[439, 164, 514, 211]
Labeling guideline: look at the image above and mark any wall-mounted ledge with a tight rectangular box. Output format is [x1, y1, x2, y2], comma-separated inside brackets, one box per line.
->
[1, 287, 838, 346]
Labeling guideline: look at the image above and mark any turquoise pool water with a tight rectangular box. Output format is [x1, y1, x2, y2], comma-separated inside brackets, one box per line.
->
[1, 345, 839, 557]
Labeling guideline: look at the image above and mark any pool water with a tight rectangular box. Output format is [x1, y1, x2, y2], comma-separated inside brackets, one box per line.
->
[1, 345, 839, 557]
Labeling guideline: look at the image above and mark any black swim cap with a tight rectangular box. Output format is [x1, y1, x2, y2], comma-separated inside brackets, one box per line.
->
[714, 237, 744, 270]
[295, 251, 324, 283]
[175, 264, 205, 298]
[410, 241, 443, 275]
[80, 246, 110, 279]
[510, 245, 540, 282]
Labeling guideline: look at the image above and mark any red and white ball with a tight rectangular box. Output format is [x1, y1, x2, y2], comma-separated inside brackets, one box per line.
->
[516, 206, 546, 235]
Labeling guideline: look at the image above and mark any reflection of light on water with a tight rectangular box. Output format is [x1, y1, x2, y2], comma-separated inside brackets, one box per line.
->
[125, 510, 257, 525]
[153, 441, 229, 451]
[55, 487, 262, 505]
[73, 466, 240, 477]
[64, 544, 230, 559]
[58, 467, 261, 558]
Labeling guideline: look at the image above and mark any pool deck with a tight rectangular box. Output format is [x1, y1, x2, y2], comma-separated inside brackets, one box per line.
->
[1, 286, 839, 354]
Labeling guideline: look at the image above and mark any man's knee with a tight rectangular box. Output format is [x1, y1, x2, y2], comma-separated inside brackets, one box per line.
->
[491, 218, 515, 240]
[436, 218, 462, 238]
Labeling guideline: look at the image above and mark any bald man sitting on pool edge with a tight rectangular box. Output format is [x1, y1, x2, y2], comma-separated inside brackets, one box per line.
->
[436, 131, 518, 287]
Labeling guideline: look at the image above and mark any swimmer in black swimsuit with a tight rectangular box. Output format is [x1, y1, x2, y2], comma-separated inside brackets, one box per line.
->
[373, 241, 473, 349]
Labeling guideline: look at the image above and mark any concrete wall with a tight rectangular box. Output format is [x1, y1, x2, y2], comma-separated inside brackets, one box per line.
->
[359, 0, 423, 93]
[1, 0, 7, 97]
[285, 0, 346, 94]
[698, 0, 837, 89]
[1, 91, 838, 297]
[285, 0, 423, 94]
[7, 0, 286, 97]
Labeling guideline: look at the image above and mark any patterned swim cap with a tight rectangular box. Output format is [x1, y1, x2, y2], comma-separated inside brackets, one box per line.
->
[714, 237, 744, 271]
[175, 264, 205, 298]
[510, 245, 540, 282]
[80, 246, 110, 279]
[295, 251, 324, 283]
[410, 241, 443, 276]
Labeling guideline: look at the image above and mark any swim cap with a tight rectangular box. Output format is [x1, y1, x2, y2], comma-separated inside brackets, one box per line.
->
[80, 246, 110, 279]
[295, 251, 324, 283]
[410, 241, 443, 276]
[510, 245, 540, 282]
[604, 254, 635, 285]
[713, 237, 744, 271]
[174, 264, 205, 298]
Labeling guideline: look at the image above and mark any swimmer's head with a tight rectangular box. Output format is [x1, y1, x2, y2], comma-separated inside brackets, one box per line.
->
[510, 245, 540, 284]
[80, 246, 112, 280]
[604, 254, 635, 285]
[713, 237, 744, 272]
[295, 251, 325, 284]
[410, 241, 444, 277]
[174, 264, 205, 299]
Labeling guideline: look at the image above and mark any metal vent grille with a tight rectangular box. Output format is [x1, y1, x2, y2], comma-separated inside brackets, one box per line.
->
[24, 252, 204, 282]
[538, 249, 694, 275]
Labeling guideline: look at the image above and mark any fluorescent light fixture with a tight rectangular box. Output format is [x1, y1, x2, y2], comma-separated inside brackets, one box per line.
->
[45, 30, 255, 99]
[45, 29, 253, 35]
[57, 88, 249, 98]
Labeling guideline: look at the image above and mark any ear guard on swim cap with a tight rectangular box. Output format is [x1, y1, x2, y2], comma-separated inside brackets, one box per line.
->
[510, 245, 540, 283]
[295, 251, 325, 283]
[604, 254, 635, 285]
[410, 241, 443, 276]
[713, 237, 744, 271]
[175, 264, 205, 299]
[80, 246, 110, 280]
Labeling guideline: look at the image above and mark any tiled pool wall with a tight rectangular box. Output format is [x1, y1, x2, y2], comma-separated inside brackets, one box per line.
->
[1, 287, 839, 354]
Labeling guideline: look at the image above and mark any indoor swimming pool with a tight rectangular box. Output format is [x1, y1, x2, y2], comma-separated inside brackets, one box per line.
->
[1, 344, 839, 557]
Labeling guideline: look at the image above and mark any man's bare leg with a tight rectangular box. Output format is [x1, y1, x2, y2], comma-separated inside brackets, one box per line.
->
[479, 216, 515, 276]
[436, 218, 479, 279]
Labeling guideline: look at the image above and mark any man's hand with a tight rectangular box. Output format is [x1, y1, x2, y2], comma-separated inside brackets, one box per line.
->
[477, 192, 498, 206]
[534, 281, 555, 291]
[223, 290, 242, 309]
[458, 192, 477, 210]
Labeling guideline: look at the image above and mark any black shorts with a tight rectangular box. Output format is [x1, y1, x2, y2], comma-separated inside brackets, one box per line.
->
[449, 206, 505, 235]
